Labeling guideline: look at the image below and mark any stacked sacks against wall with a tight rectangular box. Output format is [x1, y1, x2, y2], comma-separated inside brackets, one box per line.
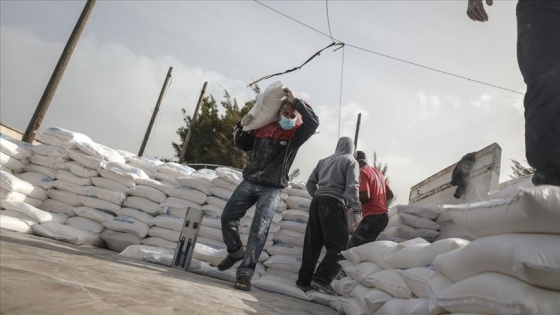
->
[1, 170, 47, 209]
[430, 185, 560, 315]
[315, 185, 560, 315]
[1, 128, 272, 283]
[180, 169, 224, 258]
[1, 169, 61, 235]
[1, 131, 105, 246]
[261, 180, 308, 282]
[125, 162, 196, 252]
[306, 237, 468, 315]
[377, 205, 442, 243]
[0, 136, 33, 174]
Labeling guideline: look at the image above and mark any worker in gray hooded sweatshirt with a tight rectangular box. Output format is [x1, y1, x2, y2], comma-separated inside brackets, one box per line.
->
[296, 136, 361, 294]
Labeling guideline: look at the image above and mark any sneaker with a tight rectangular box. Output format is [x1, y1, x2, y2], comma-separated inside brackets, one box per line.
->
[532, 170, 560, 187]
[217, 255, 243, 271]
[296, 283, 315, 292]
[311, 279, 335, 295]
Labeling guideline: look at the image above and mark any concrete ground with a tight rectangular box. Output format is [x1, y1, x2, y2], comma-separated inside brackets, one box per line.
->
[0, 229, 336, 315]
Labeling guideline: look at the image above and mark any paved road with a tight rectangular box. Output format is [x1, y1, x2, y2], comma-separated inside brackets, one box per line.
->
[0, 229, 337, 315]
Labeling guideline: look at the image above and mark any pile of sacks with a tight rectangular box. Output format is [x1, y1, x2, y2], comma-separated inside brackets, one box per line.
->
[377, 205, 442, 243]
[2, 127, 559, 315]
[378, 175, 537, 245]
[0, 127, 321, 285]
[294, 185, 559, 315]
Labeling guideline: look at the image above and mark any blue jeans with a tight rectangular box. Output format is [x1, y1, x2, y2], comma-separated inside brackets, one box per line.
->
[220, 179, 282, 281]
[517, 0, 560, 175]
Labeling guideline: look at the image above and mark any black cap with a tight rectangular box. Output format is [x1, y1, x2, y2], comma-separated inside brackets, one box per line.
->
[356, 151, 367, 162]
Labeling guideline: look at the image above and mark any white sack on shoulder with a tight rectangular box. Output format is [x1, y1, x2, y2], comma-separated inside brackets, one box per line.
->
[241, 80, 285, 131]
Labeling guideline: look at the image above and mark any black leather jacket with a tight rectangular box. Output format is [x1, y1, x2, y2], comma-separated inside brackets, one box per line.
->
[234, 99, 319, 187]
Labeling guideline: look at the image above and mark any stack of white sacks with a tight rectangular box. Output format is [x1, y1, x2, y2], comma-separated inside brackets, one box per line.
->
[300, 185, 560, 315]
[377, 205, 442, 243]
[0, 127, 274, 282]
[3, 127, 560, 315]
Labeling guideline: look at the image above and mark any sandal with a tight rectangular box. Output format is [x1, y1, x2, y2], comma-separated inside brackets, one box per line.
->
[217, 255, 243, 271]
[234, 279, 251, 291]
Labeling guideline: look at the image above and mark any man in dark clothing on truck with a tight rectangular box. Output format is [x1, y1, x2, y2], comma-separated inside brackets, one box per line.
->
[218, 87, 319, 291]
[466, 0, 560, 186]
[296, 136, 361, 294]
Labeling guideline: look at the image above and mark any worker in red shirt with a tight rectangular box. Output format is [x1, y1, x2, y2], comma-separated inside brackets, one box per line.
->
[348, 151, 394, 248]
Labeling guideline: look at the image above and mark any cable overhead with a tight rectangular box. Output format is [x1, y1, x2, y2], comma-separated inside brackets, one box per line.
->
[247, 42, 342, 87]
[325, 0, 335, 42]
[254, 0, 338, 40]
[345, 44, 523, 95]
[253, 0, 523, 95]
[338, 45, 345, 138]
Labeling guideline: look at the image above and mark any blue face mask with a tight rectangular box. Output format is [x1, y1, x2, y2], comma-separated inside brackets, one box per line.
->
[279, 116, 296, 130]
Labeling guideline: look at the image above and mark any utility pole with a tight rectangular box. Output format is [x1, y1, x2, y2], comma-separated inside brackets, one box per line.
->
[178, 81, 208, 164]
[138, 66, 173, 156]
[354, 113, 361, 149]
[23, 0, 96, 143]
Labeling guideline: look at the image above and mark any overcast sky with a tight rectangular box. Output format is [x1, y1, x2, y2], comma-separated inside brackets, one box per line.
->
[0, 0, 526, 205]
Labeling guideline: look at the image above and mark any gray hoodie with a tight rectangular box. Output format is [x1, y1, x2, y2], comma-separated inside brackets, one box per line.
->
[306, 136, 361, 213]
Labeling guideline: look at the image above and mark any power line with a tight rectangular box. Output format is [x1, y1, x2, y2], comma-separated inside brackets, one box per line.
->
[345, 44, 523, 95]
[325, 0, 335, 42]
[252, 0, 523, 95]
[338, 45, 345, 138]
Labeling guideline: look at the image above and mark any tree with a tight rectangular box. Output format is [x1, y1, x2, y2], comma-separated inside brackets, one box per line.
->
[509, 159, 535, 179]
[289, 169, 300, 181]
[371, 150, 396, 205]
[172, 87, 259, 169]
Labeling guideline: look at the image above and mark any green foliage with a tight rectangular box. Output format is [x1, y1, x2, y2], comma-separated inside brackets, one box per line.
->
[289, 169, 300, 181]
[172, 87, 260, 169]
[509, 159, 536, 179]
[371, 150, 396, 205]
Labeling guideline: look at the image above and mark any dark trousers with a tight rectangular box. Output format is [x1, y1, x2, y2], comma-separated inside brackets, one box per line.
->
[517, 0, 560, 174]
[297, 195, 348, 285]
[348, 212, 389, 249]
